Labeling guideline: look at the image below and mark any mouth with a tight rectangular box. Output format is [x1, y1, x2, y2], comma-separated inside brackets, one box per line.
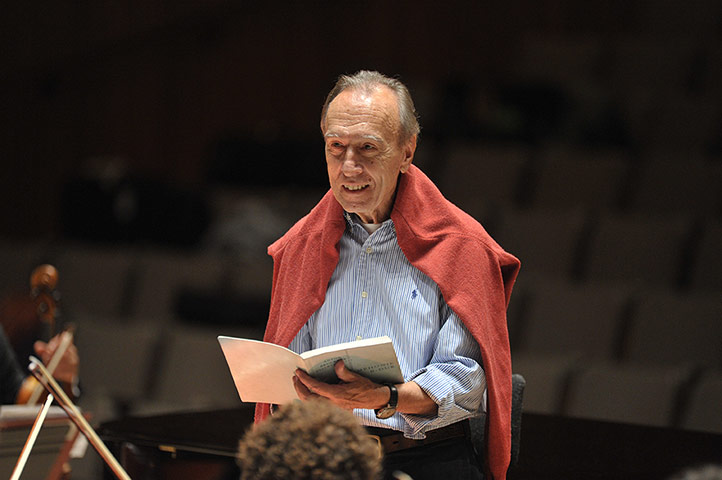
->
[343, 184, 369, 191]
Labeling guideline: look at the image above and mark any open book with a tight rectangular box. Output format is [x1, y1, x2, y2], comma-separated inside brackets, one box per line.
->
[218, 335, 404, 405]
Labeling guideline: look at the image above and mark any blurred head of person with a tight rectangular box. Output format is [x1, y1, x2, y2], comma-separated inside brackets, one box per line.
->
[238, 399, 382, 480]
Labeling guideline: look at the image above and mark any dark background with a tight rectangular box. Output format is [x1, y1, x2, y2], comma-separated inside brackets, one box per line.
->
[1, 2, 721, 478]
[3, 0, 719, 242]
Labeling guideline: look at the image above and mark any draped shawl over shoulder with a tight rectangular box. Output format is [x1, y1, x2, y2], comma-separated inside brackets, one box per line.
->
[255, 165, 520, 480]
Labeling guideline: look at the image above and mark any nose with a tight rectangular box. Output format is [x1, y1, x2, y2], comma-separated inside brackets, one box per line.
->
[341, 149, 363, 176]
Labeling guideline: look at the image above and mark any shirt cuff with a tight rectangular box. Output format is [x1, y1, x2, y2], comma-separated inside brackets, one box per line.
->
[400, 369, 483, 438]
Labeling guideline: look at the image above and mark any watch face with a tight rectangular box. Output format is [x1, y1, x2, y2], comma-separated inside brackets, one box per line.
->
[375, 407, 396, 419]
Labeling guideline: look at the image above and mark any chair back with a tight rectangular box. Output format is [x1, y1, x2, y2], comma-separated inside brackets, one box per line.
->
[469, 373, 526, 470]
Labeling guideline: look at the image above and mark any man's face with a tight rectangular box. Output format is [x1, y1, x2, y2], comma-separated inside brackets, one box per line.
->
[322, 87, 416, 224]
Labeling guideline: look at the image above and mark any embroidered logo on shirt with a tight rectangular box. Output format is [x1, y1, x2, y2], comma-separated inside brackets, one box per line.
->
[411, 289, 418, 299]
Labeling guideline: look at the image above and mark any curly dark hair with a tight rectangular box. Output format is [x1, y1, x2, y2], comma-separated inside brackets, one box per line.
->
[238, 400, 382, 480]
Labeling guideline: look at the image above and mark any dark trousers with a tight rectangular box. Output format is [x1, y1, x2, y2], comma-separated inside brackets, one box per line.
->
[382, 436, 484, 480]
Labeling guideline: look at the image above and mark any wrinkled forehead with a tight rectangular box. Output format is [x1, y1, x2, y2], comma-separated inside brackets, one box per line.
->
[323, 87, 401, 139]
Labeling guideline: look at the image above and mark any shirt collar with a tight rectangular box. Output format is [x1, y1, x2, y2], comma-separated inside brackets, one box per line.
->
[343, 211, 395, 237]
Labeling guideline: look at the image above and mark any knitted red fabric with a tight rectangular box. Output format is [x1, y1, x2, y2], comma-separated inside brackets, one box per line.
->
[255, 165, 520, 479]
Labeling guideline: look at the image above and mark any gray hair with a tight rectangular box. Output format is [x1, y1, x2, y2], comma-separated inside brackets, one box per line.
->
[320, 70, 421, 144]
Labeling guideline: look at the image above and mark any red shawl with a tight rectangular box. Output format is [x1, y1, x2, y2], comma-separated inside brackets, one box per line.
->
[255, 165, 520, 479]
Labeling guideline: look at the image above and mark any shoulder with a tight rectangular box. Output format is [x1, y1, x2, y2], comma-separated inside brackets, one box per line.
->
[393, 166, 514, 262]
[268, 190, 344, 257]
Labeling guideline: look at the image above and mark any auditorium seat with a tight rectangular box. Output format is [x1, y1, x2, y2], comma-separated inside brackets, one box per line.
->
[492, 206, 588, 279]
[437, 142, 530, 211]
[689, 219, 722, 293]
[623, 289, 722, 368]
[138, 324, 257, 415]
[505, 274, 531, 350]
[54, 245, 138, 317]
[470, 373, 526, 468]
[511, 34, 604, 86]
[74, 316, 161, 422]
[564, 361, 693, 427]
[609, 35, 696, 94]
[704, 41, 722, 101]
[630, 159, 722, 217]
[132, 250, 227, 321]
[650, 98, 720, 152]
[228, 256, 274, 300]
[515, 278, 631, 360]
[622, 86, 721, 152]
[680, 369, 722, 434]
[531, 145, 631, 211]
[511, 353, 580, 415]
[634, 0, 721, 35]
[582, 212, 694, 288]
[206, 186, 324, 261]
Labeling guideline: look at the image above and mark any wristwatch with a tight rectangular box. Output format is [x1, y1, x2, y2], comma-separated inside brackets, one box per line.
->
[374, 384, 398, 419]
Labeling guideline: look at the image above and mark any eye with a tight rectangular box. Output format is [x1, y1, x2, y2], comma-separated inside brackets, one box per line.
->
[362, 144, 375, 151]
[327, 141, 345, 153]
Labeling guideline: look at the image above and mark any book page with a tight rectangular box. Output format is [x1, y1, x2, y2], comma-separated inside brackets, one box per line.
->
[219, 336, 404, 405]
[218, 337, 305, 404]
[300, 336, 404, 385]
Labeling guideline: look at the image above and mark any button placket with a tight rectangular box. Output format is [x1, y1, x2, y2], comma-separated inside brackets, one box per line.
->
[351, 236, 371, 337]
[358, 237, 374, 322]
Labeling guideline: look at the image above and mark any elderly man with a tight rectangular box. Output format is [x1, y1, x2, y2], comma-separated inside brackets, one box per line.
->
[256, 71, 519, 480]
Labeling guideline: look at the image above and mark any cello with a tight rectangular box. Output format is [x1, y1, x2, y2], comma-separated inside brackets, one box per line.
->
[1, 264, 60, 363]
[0, 264, 76, 404]
[2, 266, 131, 479]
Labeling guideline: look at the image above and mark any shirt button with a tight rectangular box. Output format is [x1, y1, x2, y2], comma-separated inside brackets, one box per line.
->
[361, 291, 368, 298]
[366, 247, 373, 254]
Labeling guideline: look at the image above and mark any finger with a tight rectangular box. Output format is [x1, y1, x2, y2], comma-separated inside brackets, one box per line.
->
[295, 369, 337, 398]
[65, 344, 79, 365]
[47, 334, 62, 349]
[57, 344, 80, 378]
[293, 375, 311, 399]
[33, 340, 48, 356]
[293, 375, 322, 401]
[295, 368, 324, 389]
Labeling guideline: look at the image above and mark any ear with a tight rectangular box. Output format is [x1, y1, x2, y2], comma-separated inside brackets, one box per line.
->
[399, 135, 417, 174]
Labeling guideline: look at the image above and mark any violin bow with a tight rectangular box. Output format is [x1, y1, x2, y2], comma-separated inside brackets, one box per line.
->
[28, 356, 132, 480]
[9, 393, 55, 480]
[25, 327, 74, 405]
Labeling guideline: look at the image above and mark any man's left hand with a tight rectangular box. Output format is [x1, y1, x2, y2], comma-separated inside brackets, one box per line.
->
[293, 360, 390, 411]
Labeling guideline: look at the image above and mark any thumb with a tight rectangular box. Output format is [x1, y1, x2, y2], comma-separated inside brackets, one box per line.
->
[334, 359, 362, 382]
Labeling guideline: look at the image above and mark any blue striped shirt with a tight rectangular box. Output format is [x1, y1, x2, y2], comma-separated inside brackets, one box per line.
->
[288, 212, 485, 439]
